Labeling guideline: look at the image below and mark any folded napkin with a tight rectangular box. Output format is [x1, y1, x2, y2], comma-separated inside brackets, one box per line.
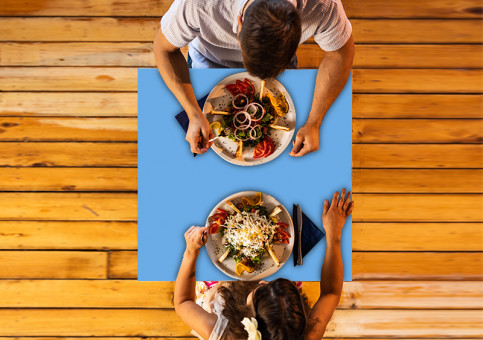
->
[175, 94, 209, 133]
[293, 204, 325, 266]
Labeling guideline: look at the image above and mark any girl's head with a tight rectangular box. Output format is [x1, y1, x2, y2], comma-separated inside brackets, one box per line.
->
[249, 278, 308, 339]
[218, 279, 309, 339]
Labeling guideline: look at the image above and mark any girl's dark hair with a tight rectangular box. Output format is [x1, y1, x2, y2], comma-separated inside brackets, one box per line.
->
[239, 0, 301, 79]
[253, 278, 309, 339]
[218, 279, 309, 340]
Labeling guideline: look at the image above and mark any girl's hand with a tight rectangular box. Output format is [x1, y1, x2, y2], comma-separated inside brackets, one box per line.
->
[322, 188, 353, 243]
[184, 226, 208, 255]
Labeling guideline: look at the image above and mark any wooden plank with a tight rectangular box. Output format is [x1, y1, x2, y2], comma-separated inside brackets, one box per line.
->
[352, 19, 483, 43]
[2, 93, 480, 118]
[0, 193, 480, 222]
[0, 67, 137, 92]
[353, 94, 483, 119]
[353, 223, 483, 251]
[2, 68, 482, 93]
[353, 69, 483, 93]
[0, 251, 107, 279]
[299, 44, 483, 69]
[353, 144, 483, 168]
[0, 142, 137, 167]
[0, 117, 137, 141]
[0, 168, 137, 191]
[0, 17, 160, 42]
[0, 92, 137, 117]
[2, 43, 482, 69]
[353, 169, 483, 193]
[0, 18, 481, 43]
[352, 194, 483, 222]
[109, 250, 483, 280]
[0, 193, 137, 221]
[0, 221, 137, 249]
[0, 309, 479, 337]
[0, 280, 481, 309]
[353, 119, 483, 144]
[7, 118, 480, 144]
[108, 251, 137, 279]
[1, 168, 480, 193]
[354, 252, 483, 280]
[0, 0, 481, 18]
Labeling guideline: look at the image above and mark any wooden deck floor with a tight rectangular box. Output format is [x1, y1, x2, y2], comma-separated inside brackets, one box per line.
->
[0, 0, 482, 338]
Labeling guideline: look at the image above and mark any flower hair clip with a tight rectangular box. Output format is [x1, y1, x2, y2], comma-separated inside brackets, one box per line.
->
[241, 317, 262, 340]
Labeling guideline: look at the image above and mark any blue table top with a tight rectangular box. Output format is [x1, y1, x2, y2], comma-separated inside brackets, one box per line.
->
[138, 68, 352, 281]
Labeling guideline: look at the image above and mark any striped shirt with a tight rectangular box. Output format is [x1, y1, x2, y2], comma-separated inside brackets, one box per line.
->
[161, 0, 352, 68]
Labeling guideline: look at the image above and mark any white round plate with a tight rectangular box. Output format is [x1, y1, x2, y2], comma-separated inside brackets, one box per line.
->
[203, 72, 296, 166]
[205, 191, 294, 281]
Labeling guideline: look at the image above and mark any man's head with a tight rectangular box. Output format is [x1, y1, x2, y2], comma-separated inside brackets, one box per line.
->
[238, 0, 301, 79]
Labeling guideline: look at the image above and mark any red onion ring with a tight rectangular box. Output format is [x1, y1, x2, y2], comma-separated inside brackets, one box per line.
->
[233, 111, 251, 129]
[244, 102, 266, 122]
[249, 125, 262, 140]
[232, 94, 248, 109]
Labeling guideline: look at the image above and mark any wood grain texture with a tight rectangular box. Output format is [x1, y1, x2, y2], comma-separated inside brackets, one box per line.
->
[0, 168, 137, 191]
[0, 92, 137, 117]
[0, 67, 137, 91]
[4, 118, 481, 143]
[353, 94, 483, 118]
[1, 18, 481, 43]
[2, 43, 482, 69]
[0, 0, 481, 18]
[353, 69, 483, 93]
[353, 252, 483, 280]
[0, 280, 480, 309]
[0, 117, 137, 141]
[353, 144, 483, 168]
[0, 193, 137, 221]
[353, 119, 483, 143]
[0, 221, 137, 249]
[2, 93, 481, 118]
[108, 250, 483, 280]
[0, 251, 107, 279]
[353, 223, 483, 251]
[0, 142, 137, 167]
[353, 169, 483, 193]
[0, 309, 480, 337]
[352, 194, 483, 222]
[1, 193, 480, 222]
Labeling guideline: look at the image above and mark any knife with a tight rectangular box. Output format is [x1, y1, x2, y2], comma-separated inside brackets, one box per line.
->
[296, 204, 303, 265]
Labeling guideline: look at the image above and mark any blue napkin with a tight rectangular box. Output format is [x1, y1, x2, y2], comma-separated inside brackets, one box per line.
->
[175, 94, 209, 133]
[293, 204, 325, 266]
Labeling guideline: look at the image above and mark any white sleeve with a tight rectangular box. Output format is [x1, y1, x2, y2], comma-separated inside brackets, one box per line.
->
[160, 0, 200, 48]
[313, 0, 352, 51]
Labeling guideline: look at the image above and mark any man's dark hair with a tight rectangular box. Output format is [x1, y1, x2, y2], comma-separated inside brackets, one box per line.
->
[239, 0, 301, 79]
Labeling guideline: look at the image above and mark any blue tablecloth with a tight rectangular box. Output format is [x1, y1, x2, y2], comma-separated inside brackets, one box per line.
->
[138, 68, 352, 281]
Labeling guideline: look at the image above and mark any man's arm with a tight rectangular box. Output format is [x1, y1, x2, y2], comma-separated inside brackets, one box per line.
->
[174, 226, 217, 339]
[304, 189, 353, 339]
[153, 29, 212, 154]
[290, 35, 354, 157]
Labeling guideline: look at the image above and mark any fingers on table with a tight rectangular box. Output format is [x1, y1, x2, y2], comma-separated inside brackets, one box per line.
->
[343, 191, 352, 210]
[323, 199, 330, 216]
[331, 191, 340, 208]
[338, 188, 347, 208]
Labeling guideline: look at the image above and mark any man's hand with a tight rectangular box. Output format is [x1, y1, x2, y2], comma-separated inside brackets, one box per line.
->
[186, 114, 214, 154]
[184, 226, 208, 256]
[289, 123, 320, 157]
[323, 188, 353, 243]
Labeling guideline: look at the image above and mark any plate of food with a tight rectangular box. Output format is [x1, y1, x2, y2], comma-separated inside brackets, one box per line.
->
[203, 72, 296, 166]
[205, 191, 294, 280]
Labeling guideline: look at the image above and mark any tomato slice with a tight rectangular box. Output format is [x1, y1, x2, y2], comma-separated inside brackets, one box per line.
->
[276, 222, 288, 228]
[208, 223, 220, 234]
[277, 230, 291, 239]
[263, 136, 275, 158]
[253, 139, 267, 158]
[225, 84, 239, 96]
[244, 78, 255, 96]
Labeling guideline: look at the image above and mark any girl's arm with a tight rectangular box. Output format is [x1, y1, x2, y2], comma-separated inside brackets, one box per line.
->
[305, 189, 353, 340]
[174, 226, 217, 339]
